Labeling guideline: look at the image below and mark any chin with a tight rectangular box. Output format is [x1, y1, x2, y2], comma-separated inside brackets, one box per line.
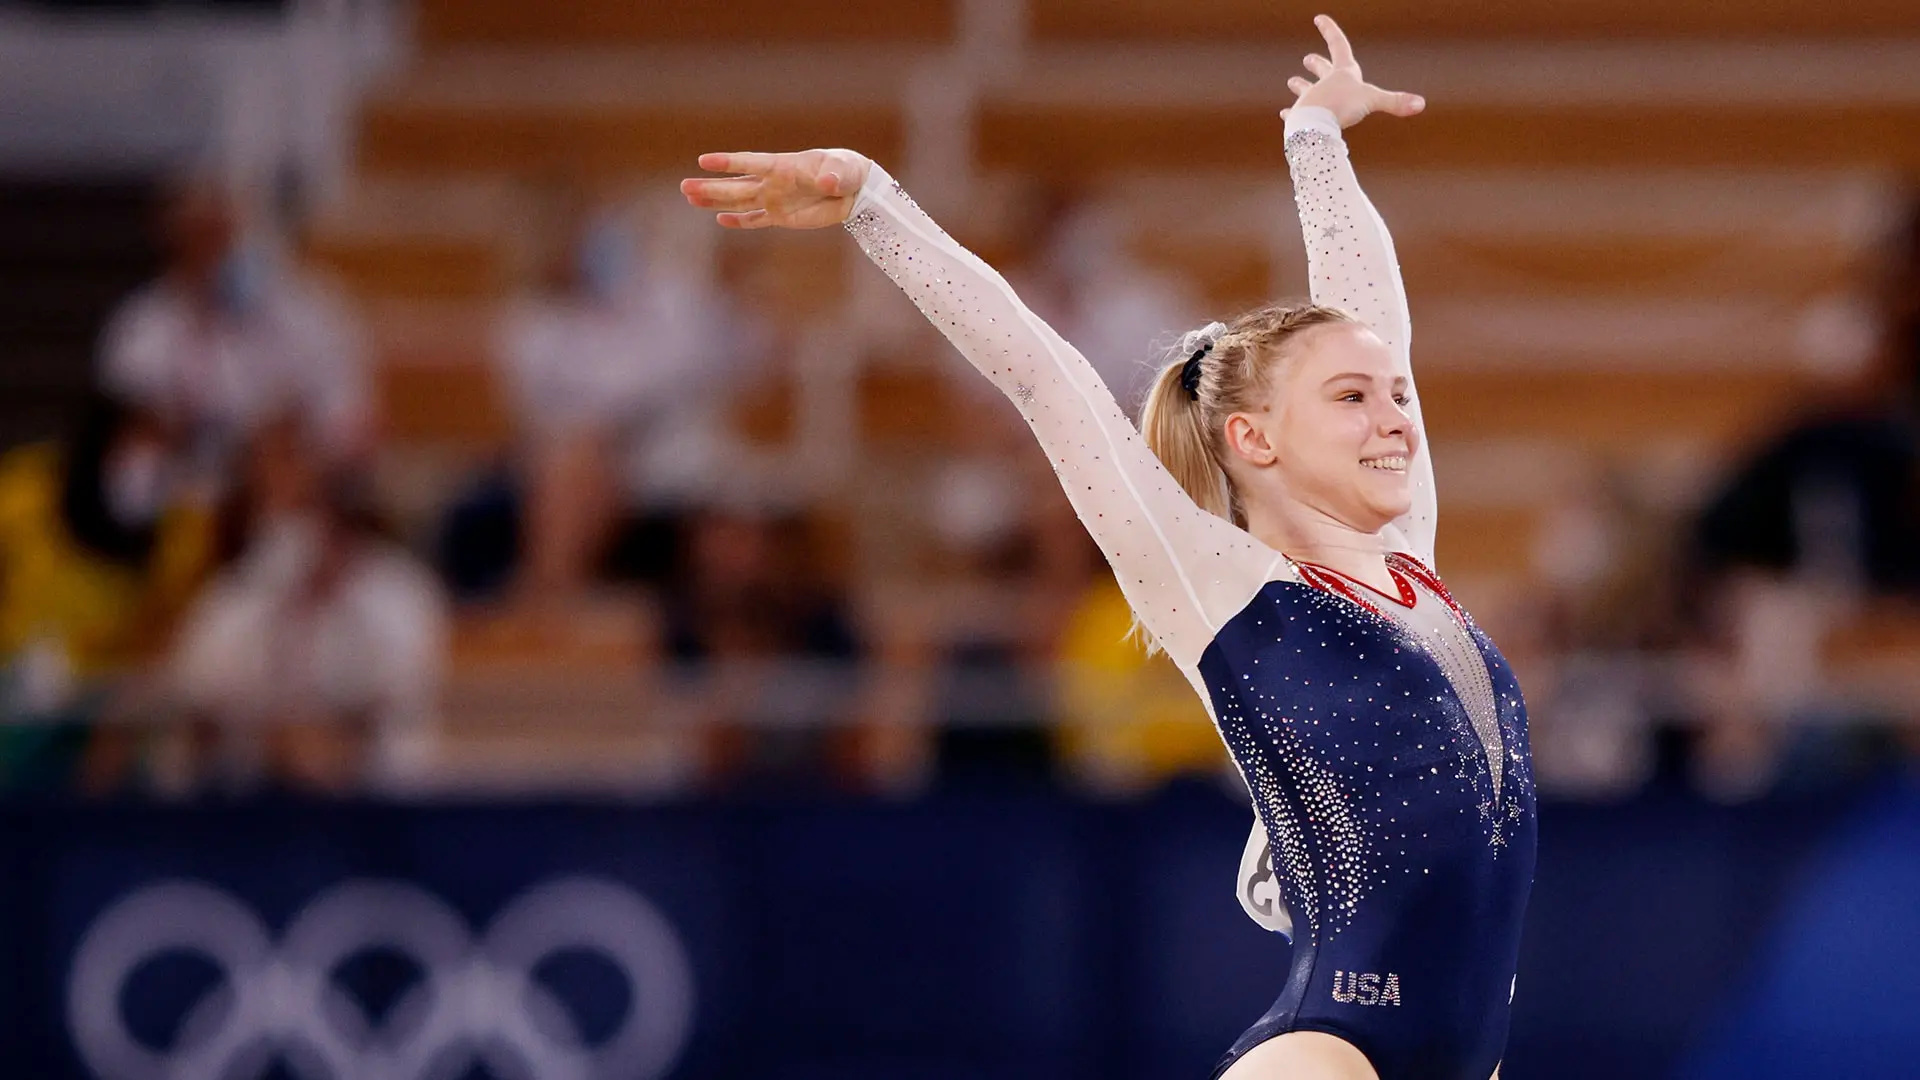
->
[1337, 498, 1407, 534]
[1354, 477, 1412, 523]
[1357, 507, 1409, 533]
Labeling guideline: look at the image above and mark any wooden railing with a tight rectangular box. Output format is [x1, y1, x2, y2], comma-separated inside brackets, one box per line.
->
[415, 0, 956, 47]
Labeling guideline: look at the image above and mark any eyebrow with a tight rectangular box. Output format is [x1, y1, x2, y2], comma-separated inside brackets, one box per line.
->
[1321, 372, 1410, 388]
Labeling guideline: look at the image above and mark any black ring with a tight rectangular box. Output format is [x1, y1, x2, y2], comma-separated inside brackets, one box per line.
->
[1180, 343, 1211, 401]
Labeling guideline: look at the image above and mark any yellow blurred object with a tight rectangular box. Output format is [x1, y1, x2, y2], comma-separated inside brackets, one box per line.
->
[1053, 578, 1223, 792]
[0, 445, 212, 680]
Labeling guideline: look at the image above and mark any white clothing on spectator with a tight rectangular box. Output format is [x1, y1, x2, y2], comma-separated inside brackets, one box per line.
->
[497, 267, 752, 506]
[99, 258, 368, 474]
[170, 516, 448, 792]
[1020, 207, 1204, 415]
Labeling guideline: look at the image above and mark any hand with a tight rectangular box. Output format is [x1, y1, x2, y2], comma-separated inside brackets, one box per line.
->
[1281, 14, 1424, 130]
[680, 149, 873, 230]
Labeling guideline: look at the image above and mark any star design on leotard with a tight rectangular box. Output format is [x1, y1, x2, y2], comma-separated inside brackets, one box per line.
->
[1013, 382, 1036, 406]
[1321, 224, 1342, 240]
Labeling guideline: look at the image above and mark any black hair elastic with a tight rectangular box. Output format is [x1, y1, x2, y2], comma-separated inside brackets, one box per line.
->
[1180, 342, 1212, 401]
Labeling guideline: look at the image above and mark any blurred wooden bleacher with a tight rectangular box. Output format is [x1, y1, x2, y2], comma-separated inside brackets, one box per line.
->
[291, 0, 1919, 757]
[1024, 0, 1920, 40]
[415, 0, 958, 46]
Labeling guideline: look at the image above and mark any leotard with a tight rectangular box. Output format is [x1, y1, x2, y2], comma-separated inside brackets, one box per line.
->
[842, 105, 1536, 1080]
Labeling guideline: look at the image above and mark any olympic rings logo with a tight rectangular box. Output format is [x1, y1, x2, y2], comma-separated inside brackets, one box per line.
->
[1237, 823, 1294, 938]
[67, 877, 696, 1080]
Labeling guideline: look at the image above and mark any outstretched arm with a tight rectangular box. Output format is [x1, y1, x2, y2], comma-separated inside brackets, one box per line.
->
[1283, 16, 1437, 567]
[684, 152, 1281, 677]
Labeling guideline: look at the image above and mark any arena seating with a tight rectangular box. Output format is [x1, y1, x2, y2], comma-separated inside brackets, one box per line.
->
[415, 0, 956, 46]
[292, 0, 1920, 736]
[1025, 0, 1920, 41]
[360, 98, 908, 181]
[978, 103, 1920, 172]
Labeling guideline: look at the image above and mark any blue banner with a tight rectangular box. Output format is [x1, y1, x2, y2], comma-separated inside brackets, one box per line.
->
[1, 781, 1901, 1079]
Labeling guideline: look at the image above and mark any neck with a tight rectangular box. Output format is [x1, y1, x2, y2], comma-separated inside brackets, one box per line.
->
[1242, 496, 1395, 592]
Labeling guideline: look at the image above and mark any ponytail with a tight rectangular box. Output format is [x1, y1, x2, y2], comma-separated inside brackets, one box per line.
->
[1140, 324, 1235, 524]
[1128, 303, 1360, 651]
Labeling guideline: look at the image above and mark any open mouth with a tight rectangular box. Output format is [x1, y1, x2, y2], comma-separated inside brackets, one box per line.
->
[1361, 455, 1408, 472]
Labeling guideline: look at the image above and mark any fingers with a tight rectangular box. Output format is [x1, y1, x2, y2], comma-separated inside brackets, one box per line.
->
[680, 176, 763, 210]
[716, 209, 771, 230]
[1287, 76, 1313, 97]
[1315, 14, 1355, 68]
[1371, 87, 1427, 117]
[1303, 53, 1332, 78]
[696, 151, 778, 176]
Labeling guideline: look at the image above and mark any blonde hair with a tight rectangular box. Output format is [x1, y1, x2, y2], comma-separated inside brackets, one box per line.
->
[1129, 302, 1358, 652]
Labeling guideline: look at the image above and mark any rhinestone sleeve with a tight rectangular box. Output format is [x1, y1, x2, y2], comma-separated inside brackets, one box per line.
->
[1284, 112, 1437, 568]
[844, 165, 1285, 676]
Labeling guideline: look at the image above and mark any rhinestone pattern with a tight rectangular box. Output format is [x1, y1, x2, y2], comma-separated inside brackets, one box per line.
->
[1304, 554, 1507, 802]
[1285, 122, 1437, 568]
[845, 165, 1290, 679]
[1204, 575, 1536, 941]
[840, 116, 1534, 1080]
[842, 135, 1533, 929]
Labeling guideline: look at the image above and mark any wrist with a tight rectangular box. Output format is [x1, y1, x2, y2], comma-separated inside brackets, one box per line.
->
[849, 160, 893, 220]
[1284, 104, 1343, 139]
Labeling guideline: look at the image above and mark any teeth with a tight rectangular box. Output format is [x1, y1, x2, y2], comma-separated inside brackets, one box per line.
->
[1363, 456, 1408, 471]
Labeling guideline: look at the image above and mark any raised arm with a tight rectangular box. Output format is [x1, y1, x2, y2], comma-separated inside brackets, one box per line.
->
[844, 169, 1288, 664]
[1283, 16, 1437, 566]
[683, 151, 1279, 676]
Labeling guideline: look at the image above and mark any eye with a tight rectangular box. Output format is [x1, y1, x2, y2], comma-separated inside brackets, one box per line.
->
[1338, 391, 1364, 403]
[1393, 393, 1410, 407]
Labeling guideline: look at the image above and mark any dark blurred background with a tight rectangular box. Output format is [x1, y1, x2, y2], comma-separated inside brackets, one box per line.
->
[2, 0, 1918, 1077]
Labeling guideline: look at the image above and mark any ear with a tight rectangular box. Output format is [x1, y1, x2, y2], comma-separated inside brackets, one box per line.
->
[1222, 411, 1277, 467]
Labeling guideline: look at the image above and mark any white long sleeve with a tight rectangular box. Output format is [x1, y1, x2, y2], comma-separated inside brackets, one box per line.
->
[1284, 107, 1437, 567]
[845, 166, 1286, 677]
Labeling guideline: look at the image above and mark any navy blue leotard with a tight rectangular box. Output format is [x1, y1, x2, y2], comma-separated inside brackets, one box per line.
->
[844, 104, 1536, 1080]
[1205, 559, 1535, 1080]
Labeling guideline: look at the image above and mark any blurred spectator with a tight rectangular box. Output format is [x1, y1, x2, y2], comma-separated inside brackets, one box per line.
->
[96, 179, 369, 496]
[1697, 197, 1920, 595]
[0, 394, 211, 790]
[442, 202, 756, 602]
[1684, 196, 1920, 799]
[657, 503, 865, 791]
[1517, 465, 1677, 799]
[1695, 417, 1920, 597]
[923, 397, 1103, 787]
[1052, 576, 1225, 796]
[164, 419, 447, 796]
[1010, 193, 1203, 416]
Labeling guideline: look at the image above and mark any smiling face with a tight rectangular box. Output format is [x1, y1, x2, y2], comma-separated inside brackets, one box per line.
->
[1224, 322, 1419, 533]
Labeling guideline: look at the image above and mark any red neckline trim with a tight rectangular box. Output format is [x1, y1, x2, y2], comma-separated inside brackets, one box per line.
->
[1383, 551, 1466, 621]
[1290, 552, 1468, 627]
[1293, 558, 1419, 610]
[1293, 565, 1385, 619]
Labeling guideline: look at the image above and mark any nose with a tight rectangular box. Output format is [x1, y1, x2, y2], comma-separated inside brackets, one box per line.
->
[1373, 396, 1409, 438]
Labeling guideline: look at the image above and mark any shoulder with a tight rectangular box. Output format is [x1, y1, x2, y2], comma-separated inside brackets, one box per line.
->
[351, 545, 451, 637]
[173, 567, 273, 658]
[496, 298, 570, 361]
[266, 273, 363, 357]
[108, 281, 178, 322]
[101, 283, 186, 353]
